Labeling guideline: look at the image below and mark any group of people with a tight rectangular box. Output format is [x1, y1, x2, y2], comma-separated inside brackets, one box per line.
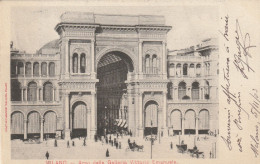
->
[105, 135, 121, 149]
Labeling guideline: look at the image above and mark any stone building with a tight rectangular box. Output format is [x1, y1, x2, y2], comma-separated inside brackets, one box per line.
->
[10, 12, 218, 141]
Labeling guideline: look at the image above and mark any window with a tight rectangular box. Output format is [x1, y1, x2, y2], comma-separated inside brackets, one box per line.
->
[183, 63, 188, 76]
[199, 109, 209, 134]
[190, 64, 195, 77]
[11, 61, 16, 75]
[43, 82, 53, 102]
[11, 80, 21, 101]
[152, 54, 157, 74]
[80, 53, 86, 73]
[17, 62, 24, 75]
[49, 62, 55, 77]
[192, 82, 200, 100]
[196, 64, 201, 76]
[25, 62, 32, 76]
[176, 64, 181, 77]
[73, 53, 78, 73]
[33, 62, 39, 76]
[145, 54, 150, 74]
[41, 62, 47, 76]
[167, 82, 173, 99]
[169, 64, 175, 77]
[27, 82, 37, 101]
[178, 82, 186, 99]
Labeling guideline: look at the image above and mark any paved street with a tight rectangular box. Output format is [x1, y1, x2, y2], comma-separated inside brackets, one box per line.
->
[11, 135, 217, 159]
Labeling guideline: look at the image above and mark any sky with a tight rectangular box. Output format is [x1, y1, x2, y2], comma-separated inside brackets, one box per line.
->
[11, 6, 219, 53]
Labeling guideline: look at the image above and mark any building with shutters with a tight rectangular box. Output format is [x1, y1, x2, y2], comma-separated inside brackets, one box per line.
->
[10, 12, 218, 142]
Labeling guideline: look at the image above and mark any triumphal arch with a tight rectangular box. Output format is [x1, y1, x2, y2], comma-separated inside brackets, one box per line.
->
[55, 12, 172, 139]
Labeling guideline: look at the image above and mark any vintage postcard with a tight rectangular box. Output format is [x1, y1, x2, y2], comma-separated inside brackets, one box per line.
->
[0, 0, 259, 164]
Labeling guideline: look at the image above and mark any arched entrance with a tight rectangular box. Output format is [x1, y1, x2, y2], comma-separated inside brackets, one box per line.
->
[96, 51, 134, 136]
[144, 101, 158, 136]
[72, 101, 88, 138]
[11, 111, 24, 140]
[27, 111, 41, 139]
[43, 111, 57, 139]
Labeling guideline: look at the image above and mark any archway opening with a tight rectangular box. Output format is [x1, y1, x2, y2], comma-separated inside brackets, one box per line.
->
[11, 111, 24, 140]
[72, 101, 87, 138]
[27, 111, 41, 139]
[144, 101, 158, 136]
[44, 111, 57, 139]
[96, 51, 134, 136]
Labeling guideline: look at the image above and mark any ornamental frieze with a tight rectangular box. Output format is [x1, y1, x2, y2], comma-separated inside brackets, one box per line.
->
[59, 82, 96, 89]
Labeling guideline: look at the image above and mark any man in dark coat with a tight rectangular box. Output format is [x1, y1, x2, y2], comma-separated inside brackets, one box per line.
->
[45, 151, 49, 159]
[67, 141, 70, 148]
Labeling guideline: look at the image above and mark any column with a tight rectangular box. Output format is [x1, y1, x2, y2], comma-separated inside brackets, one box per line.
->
[138, 92, 143, 138]
[23, 119, 27, 140]
[162, 41, 167, 75]
[21, 89, 23, 102]
[196, 116, 199, 136]
[40, 117, 44, 142]
[90, 92, 96, 139]
[23, 62, 25, 77]
[36, 87, 39, 101]
[91, 39, 96, 78]
[41, 88, 44, 101]
[39, 62, 42, 77]
[65, 39, 70, 76]
[138, 41, 143, 75]
[162, 91, 168, 137]
[78, 55, 80, 73]
[31, 63, 33, 77]
[174, 87, 178, 101]
[53, 88, 56, 102]
[87, 108, 91, 139]
[182, 117, 185, 135]
[64, 92, 70, 140]
[46, 62, 49, 77]
[15, 62, 18, 75]
[24, 89, 27, 101]
[187, 86, 191, 99]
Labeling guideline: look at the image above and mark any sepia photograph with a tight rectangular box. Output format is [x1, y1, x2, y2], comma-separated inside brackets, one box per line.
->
[9, 6, 219, 160]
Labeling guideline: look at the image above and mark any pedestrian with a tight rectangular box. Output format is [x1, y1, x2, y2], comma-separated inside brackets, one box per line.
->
[72, 141, 75, 147]
[45, 151, 49, 159]
[106, 148, 110, 157]
[54, 139, 57, 147]
[170, 142, 173, 149]
[67, 140, 70, 148]
[119, 142, 121, 149]
[111, 140, 113, 147]
[83, 139, 86, 146]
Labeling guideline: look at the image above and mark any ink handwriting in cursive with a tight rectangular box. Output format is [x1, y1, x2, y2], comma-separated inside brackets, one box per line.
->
[250, 123, 260, 157]
[221, 109, 232, 151]
[233, 19, 256, 79]
[219, 15, 229, 41]
[249, 89, 260, 118]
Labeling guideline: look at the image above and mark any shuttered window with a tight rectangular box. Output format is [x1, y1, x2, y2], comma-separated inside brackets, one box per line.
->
[44, 111, 57, 133]
[28, 112, 40, 133]
[11, 112, 24, 134]
[185, 110, 195, 129]
[199, 109, 209, 129]
[170, 110, 182, 130]
[145, 103, 158, 127]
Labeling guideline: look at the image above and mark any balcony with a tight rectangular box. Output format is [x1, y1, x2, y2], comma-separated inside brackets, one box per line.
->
[11, 101, 61, 106]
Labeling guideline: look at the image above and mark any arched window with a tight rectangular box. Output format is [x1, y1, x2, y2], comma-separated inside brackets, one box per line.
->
[80, 53, 86, 73]
[17, 62, 24, 75]
[73, 53, 78, 73]
[152, 54, 157, 74]
[199, 109, 209, 134]
[192, 82, 200, 100]
[41, 62, 47, 76]
[205, 80, 210, 99]
[183, 63, 188, 76]
[190, 64, 195, 77]
[49, 62, 55, 77]
[11, 80, 21, 101]
[27, 82, 37, 101]
[178, 81, 186, 99]
[25, 62, 32, 76]
[176, 63, 181, 77]
[184, 109, 196, 135]
[11, 112, 24, 136]
[145, 54, 150, 74]
[43, 82, 53, 102]
[196, 64, 201, 76]
[33, 62, 39, 77]
[169, 64, 175, 77]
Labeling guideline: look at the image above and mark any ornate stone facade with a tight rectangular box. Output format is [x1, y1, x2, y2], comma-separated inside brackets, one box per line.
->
[10, 12, 218, 141]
